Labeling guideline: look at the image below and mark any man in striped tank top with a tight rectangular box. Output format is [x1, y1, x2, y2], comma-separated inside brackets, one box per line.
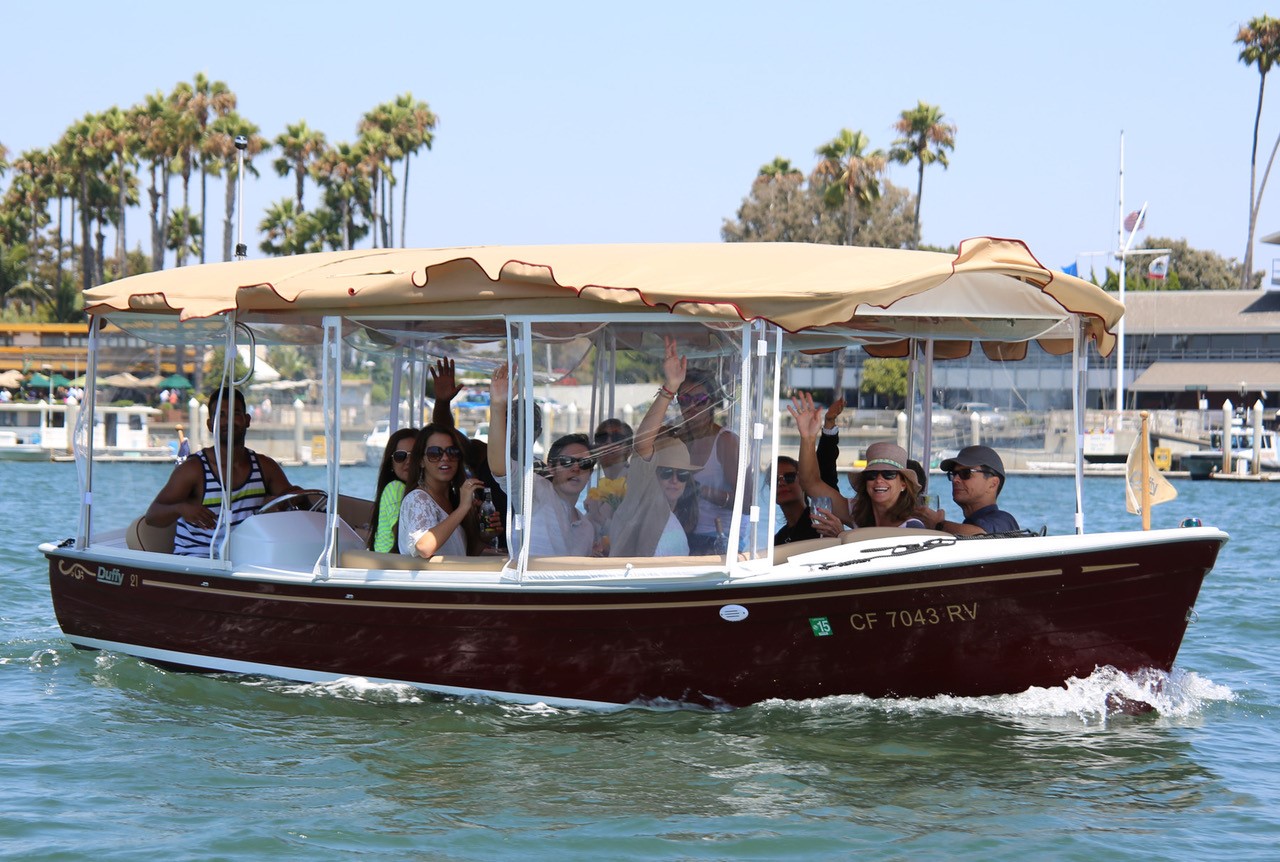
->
[145, 386, 301, 557]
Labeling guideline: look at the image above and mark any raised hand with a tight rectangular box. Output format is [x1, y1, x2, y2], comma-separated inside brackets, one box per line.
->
[429, 357, 461, 403]
[489, 364, 509, 406]
[787, 392, 824, 438]
[662, 335, 687, 392]
[824, 397, 846, 430]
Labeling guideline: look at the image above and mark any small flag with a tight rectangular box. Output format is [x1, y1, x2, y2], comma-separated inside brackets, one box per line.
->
[1125, 434, 1177, 515]
[1123, 210, 1146, 233]
[1061, 262, 1079, 277]
[1147, 255, 1170, 280]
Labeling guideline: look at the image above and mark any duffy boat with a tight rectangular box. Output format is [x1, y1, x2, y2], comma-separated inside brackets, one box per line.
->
[42, 240, 1227, 709]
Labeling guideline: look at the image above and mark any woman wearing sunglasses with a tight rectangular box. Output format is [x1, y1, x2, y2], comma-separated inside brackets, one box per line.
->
[367, 426, 418, 553]
[788, 394, 925, 530]
[487, 365, 596, 557]
[774, 455, 842, 544]
[398, 424, 486, 558]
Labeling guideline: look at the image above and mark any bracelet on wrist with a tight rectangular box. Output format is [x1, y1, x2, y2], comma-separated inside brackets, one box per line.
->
[657, 386, 676, 399]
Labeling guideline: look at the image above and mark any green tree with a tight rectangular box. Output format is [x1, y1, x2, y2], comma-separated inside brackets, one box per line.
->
[273, 121, 327, 213]
[889, 101, 956, 249]
[812, 129, 886, 246]
[860, 358, 908, 406]
[1236, 15, 1280, 288]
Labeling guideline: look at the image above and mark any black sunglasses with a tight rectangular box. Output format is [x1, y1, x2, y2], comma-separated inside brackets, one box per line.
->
[550, 455, 595, 471]
[392, 450, 411, 463]
[776, 472, 799, 484]
[946, 468, 990, 481]
[425, 445, 463, 462]
[676, 392, 710, 407]
[862, 470, 901, 481]
[656, 466, 693, 482]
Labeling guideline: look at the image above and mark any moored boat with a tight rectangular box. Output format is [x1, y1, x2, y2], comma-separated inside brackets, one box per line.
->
[42, 240, 1227, 709]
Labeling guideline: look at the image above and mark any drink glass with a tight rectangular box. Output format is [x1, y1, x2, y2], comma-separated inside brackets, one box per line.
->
[920, 493, 940, 510]
[810, 496, 832, 527]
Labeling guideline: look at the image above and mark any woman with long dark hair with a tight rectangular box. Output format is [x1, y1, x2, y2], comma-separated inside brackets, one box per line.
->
[398, 423, 485, 557]
[367, 427, 418, 552]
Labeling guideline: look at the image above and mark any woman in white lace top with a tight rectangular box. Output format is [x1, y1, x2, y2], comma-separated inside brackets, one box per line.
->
[398, 424, 485, 558]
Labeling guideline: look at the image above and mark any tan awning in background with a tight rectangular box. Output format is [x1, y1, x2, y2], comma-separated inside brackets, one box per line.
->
[1129, 361, 1280, 392]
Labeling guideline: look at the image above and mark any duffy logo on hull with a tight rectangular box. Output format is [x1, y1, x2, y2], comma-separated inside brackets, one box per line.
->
[96, 566, 124, 586]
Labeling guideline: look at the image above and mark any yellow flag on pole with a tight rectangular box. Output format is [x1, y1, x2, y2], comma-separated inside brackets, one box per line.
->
[1125, 433, 1177, 515]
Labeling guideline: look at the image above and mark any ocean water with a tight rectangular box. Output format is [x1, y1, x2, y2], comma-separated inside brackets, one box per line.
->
[2, 461, 1277, 861]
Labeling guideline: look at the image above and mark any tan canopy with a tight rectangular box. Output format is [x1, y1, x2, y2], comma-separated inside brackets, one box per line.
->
[84, 238, 1123, 355]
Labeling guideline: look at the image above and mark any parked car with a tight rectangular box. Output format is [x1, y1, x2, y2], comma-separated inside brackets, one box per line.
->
[954, 401, 1008, 428]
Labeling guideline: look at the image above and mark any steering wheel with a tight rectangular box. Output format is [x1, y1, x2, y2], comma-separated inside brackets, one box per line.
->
[258, 489, 329, 514]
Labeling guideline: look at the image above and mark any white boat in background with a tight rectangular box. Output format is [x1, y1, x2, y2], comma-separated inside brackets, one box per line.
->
[363, 418, 391, 466]
[1181, 420, 1279, 479]
[0, 400, 166, 462]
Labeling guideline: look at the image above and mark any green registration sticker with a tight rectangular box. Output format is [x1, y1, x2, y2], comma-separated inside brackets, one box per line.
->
[809, 616, 833, 637]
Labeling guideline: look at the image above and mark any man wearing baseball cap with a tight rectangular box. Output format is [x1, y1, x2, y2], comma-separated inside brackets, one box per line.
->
[917, 445, 1019, 536]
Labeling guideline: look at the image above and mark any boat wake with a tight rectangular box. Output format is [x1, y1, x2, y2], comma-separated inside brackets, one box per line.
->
[760, 665, 1235, 725]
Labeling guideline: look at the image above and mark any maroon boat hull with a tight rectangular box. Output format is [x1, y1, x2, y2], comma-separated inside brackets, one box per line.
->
[46, 536, 1220, 708]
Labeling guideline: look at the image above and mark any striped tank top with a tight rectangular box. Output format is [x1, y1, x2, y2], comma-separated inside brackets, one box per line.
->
[173, 450, 268, 557]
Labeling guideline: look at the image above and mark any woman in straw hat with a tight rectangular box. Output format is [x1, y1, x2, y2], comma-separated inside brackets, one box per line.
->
[788, 393, 925, 530]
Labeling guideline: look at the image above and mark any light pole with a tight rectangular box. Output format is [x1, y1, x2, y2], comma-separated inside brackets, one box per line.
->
[41, 363, 53, 403]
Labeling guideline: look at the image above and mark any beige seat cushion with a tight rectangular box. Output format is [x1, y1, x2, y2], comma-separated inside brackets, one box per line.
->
[126, 517, 177, 553]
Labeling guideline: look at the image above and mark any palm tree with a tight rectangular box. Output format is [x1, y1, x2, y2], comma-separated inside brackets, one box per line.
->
[356, 120, 398, 247]
[166, 81, 205, 267]
[184, 73, 236, 263]
[258, 198, 308, 256]
[273, 121, 327, 213]
[756, 156, 803, 186]
[0, 142, 9, 178]
[811, 129, 886, 246]
[89, 106, 138, 276]
[131, 91, 178, 271]
[889, 101, 956, 249]
[310, 141, 371, 250]
[206, 113, 266, 261]
[1236, 15, 1280, 289]
[391, 93, 436, 247]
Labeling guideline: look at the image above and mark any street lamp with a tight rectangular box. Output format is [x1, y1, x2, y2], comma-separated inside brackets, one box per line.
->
[41, 363, 53, 403]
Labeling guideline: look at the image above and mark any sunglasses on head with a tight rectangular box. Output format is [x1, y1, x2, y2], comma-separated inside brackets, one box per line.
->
[776, 472, 799, 484]
[862, 469, 901, 481]
[946, 467, 990, 481]
[425, 445, 463, 462]
[656, 466, 693, 482]
[676, 392, 710, 407]
[550, 455, 595, 471]
[392, 450, 412, 463]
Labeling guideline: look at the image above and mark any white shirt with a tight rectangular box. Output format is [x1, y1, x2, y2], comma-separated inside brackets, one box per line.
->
[399, 489, 467, 557]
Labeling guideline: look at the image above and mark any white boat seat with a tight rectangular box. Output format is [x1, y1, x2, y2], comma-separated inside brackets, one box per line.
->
[335, 494, 373, 543]
[340, 548, 508, 571]
[126, 516, 176, 553]
[840, 526, 939, 542]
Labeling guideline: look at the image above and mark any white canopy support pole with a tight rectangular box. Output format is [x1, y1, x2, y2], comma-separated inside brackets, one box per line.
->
[1072, 319, 1088, 535]
[723, 323, 754, 574]
[513, 326, 534, 581]
[905, 339, 919, 456]
[76, 318, 101, 549]
[389, 347, 403, 430]
[211, 315, 237, 563]
[316, 315, 343, 580]
[920, 338, 935, 469]
[763, 324, 784, 561]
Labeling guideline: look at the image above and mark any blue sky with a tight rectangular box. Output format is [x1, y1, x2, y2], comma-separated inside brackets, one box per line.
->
[2, 1, 1275, 278]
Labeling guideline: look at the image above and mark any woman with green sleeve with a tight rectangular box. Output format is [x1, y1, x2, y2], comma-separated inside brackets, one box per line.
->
[368, 427, 419, 552]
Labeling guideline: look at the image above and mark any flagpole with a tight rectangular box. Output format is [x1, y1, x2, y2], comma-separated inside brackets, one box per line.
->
[1140, 410, 1152, 531]
[1117, 132, 1126, 414]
